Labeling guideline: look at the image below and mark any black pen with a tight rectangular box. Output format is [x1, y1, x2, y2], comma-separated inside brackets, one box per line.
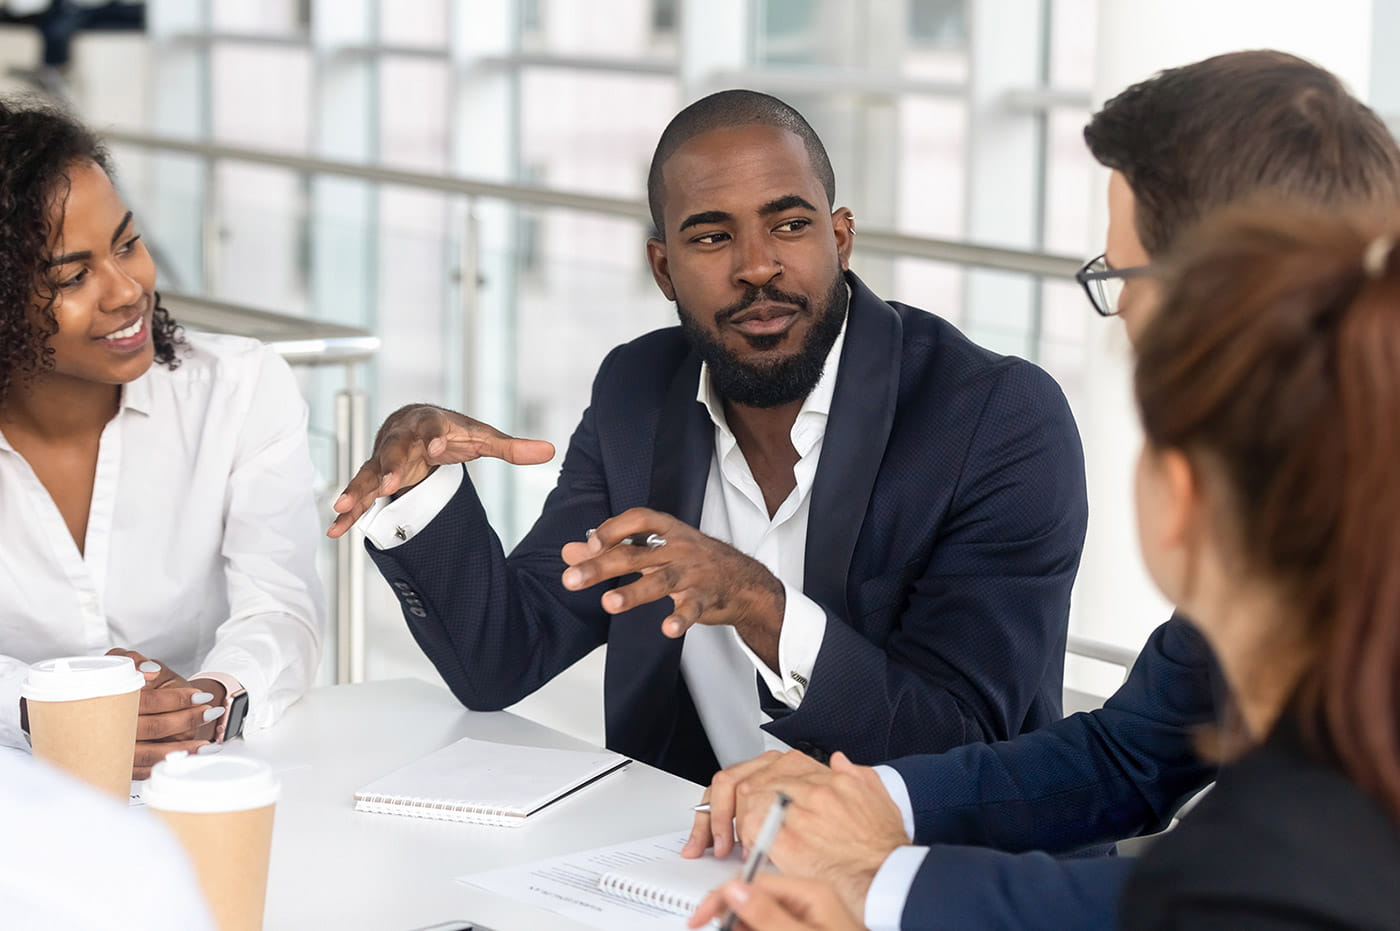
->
[585, 528, 667, 548]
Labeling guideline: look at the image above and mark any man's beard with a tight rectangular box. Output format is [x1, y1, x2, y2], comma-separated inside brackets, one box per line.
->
[678, 273, 848, 409]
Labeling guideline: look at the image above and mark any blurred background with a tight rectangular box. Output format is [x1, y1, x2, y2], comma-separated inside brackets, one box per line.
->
[2, 0, 1390, 741]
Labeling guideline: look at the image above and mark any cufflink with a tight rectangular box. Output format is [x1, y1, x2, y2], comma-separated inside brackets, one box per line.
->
[395, 525, 407, 541]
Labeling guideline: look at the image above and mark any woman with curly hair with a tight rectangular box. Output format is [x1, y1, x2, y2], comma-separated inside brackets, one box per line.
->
[0, 98, 323, 778]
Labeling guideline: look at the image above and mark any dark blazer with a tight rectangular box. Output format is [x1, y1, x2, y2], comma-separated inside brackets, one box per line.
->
[1122, 715, 1400, 929]
[367, 272, 1087, 784]
[890, 615, 1223, 929]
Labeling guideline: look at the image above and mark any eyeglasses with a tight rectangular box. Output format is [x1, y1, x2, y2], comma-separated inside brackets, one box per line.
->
[1075, 253, 1152, 317]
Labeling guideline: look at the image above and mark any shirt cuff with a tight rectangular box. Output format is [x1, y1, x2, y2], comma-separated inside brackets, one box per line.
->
[865, 846, 929, 931]
[735, 582, 827, 709]
[360, 464, 464, 550]
[875, 765, 916, 840]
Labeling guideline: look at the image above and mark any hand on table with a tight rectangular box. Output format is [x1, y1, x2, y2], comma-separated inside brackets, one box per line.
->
[688, 874, 864, 931]
[560, 508, 786, 666]
[105, 649, 224, 780]
[326, 403, 555, 539]
[685, 749, 908, 919]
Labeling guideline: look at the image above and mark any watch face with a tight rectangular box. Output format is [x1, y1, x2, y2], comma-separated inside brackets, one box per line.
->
[225, 691, 250, 740]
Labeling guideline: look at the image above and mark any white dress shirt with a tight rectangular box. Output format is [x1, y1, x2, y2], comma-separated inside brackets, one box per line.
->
[0, 333, 324, 750]
[0, 748, 215, 930]
[364, 318, 847, 769]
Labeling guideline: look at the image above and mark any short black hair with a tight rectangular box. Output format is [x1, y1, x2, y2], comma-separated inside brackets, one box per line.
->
[1084, 50, 1400, 256]
[646, 89, 836, 238]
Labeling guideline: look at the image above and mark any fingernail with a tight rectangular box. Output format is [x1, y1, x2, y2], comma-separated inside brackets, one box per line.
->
[334, 493, 349, 509]
[603, 593, 623, 612]
[139, 661, 160, 673]
[191, 691, 214, 704]
[588, 535, 603, 554]
[202, 706, 226, 723]
[197, 743, 223, 755]
[562, 569, 582, 588]
[725, 882, 749, 906]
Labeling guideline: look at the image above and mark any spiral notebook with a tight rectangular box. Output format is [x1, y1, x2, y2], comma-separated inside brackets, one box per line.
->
[353, 735, 629, 827]
[596, 838, 745, 916]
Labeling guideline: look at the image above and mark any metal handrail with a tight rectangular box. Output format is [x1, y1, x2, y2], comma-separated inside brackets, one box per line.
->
[103, 129, 1084, 279]
[1067, 635, 1139, 672]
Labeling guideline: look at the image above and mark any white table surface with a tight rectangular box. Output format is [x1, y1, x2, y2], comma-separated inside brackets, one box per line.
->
[236, 678, 703, 931]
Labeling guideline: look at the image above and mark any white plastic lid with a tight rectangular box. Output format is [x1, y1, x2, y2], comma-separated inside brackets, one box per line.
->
[143, 752, 280, 813]
[19, 656, 146, 702]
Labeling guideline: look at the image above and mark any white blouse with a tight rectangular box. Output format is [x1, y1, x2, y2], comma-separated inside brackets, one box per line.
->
[0, 333, 324, 749]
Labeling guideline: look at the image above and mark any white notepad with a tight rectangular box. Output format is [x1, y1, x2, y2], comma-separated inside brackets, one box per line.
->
[353, 735, 629, 827]
[598, 844, 745, 916]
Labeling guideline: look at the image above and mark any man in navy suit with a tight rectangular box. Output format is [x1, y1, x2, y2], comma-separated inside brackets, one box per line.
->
[328, 90, 1087, 785]
[684, 52, 1400, 931]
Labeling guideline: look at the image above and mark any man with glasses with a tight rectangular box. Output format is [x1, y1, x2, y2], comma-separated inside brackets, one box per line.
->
[685, 50, 1400, 931]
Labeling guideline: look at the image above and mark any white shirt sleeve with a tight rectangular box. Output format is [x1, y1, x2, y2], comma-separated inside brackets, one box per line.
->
[874, 764, 917, 839]
[734, 581, 827, 709]
[197, 348, 324, 732]
[0, 656, 32, 750]
[864, 845, 931, 931]
[360, 463, 465, 550]
[0, 753, 215, 931]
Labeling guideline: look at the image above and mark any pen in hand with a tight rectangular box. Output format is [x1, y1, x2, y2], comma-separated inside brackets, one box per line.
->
[718, 791, 792, 931]
[585, 528, 667, 548]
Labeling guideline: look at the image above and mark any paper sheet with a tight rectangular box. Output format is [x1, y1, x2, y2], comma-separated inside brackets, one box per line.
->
[459, 831, 723, 930]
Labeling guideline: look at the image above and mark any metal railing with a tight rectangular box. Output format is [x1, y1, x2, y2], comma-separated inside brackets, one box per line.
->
[103, 129, 1084, 279]
[160, 290, 378, 685]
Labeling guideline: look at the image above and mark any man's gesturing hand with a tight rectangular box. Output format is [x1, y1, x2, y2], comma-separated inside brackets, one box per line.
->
[559, 508, 786, 666]
[327, 404, 555, 538]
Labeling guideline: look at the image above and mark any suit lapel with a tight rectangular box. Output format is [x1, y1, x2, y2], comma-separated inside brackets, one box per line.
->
[804, 272, 902, 618]
[603, 353, 713, 766]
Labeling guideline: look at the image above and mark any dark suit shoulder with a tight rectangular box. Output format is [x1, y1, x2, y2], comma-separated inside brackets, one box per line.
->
[885, 299, 1069, 411]
[1122, 723, 1400, 929]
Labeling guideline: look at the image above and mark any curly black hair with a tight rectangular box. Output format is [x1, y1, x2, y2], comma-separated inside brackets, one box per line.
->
[0, 96, 183, 409]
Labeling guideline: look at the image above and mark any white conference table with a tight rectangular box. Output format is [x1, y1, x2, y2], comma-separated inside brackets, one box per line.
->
[230, 677, 703, 931]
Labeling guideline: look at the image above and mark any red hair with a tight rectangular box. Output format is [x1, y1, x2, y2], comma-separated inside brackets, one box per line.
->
[1135, 205, 1400, 823]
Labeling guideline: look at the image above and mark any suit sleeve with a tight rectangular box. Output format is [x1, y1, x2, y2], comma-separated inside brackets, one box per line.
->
[898, 844, 1133, 931]
[764, 361, 1088, 760]
[887, 617, 1219, 854]
[364, 350, 623, 711]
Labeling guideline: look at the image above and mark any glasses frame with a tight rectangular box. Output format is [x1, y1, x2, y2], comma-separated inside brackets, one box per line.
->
[1075, 253, 1153, 317]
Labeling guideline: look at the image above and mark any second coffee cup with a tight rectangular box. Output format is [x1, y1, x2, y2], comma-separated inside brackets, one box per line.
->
[145, 752, 280, 931]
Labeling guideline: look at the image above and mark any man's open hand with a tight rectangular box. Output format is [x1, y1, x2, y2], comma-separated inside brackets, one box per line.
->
[327, 404, 554, 538]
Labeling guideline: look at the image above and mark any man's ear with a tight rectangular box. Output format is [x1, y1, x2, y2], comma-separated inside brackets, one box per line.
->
[646, 237, 676, 301]
[832, 207, 854, 270]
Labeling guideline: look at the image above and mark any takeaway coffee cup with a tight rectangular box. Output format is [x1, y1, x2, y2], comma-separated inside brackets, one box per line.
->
[145, 752, 279, 931]
[20, 655, 145, 800]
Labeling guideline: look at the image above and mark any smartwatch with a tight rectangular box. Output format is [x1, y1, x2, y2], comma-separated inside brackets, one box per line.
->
[193, 672, 249, 743]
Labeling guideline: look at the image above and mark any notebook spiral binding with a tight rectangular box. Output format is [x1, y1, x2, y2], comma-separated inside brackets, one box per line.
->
[353, 793, 527, 828]
[598, 873, 698, 915]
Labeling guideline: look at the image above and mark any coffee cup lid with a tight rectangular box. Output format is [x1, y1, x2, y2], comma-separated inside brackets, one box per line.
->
[20, 656, 146, 702]
[144, 752, 280, 813]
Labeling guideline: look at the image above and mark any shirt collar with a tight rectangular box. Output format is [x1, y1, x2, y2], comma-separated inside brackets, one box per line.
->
[696, 284, 850, 445]
[0, 368, 154, 452]
[120, 367, 154, 416]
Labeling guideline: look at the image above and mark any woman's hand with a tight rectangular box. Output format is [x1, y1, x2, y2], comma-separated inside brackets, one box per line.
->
[105, 649, 223, 779]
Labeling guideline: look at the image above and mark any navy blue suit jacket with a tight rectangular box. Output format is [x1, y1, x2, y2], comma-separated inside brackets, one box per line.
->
[367, 272, 1088, 784]
[887, 615, 1224, 929]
